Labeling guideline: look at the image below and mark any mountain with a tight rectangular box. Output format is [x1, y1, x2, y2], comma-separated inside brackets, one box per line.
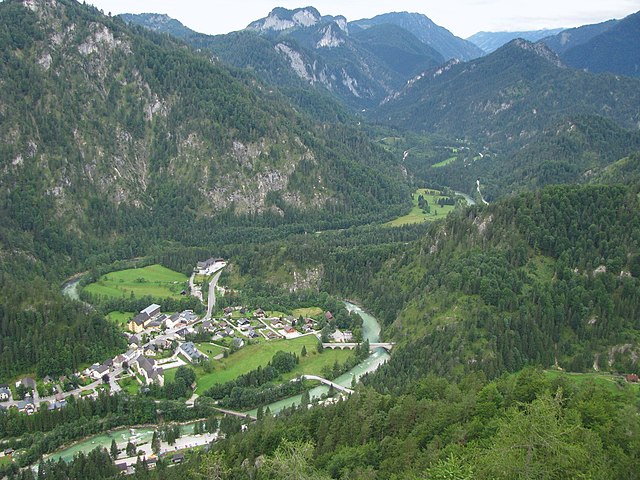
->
[376, 39, 640, 138]
[349, 11, 484, 61]
[0, 0, 411, 379]
[125, 8, 445, 109]
[468, 28, 565, 53]
[540, 19, 619, 55]
[560, 11, 640, 77]
[373, 39, 640, 196]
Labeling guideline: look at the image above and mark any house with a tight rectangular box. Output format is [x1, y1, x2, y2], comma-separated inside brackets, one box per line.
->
[128, 335, 142, 349]
[181, 310, 198, 323]
[174, 327, 190, 339]
[201, 320, 215, 332]
[232, 337, 245, 349]
[47, 400, 67, 411]
[17, 399, 35, 414]
[43, 375, 54, 384]
[146, 319, 162, 329]
[144, 345, 157, 357]
[4, 448, 14, 458]
[330, 329, 352, 343]
[171, 453, 185, 464]
[164, 313, 181, 329]
[627, 373, 639, 383]
[255, 308, 266, 318]
[128, 313, 148, 333]
[224, 327, 234, 337]
[179, 342, 208, 363]
[325, 311, 334, 321]
[197, 258, 216, 271]
[238, 318, 250, 327]
[265, 331, 279, 340]
[0, 385, 10, 401]
[134, 356, 164, 386]
[91, 363, 110, 380]
[141, 304, 161, 318]
[223, 307, 234, 316]
[248, 330, 260, 339]
[270, 319, 283, 328]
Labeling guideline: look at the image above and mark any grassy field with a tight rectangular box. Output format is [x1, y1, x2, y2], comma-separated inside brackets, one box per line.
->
[106, 311, 135, 329]
[118, 376, 140, 395]
[195, 343, 227, 357]
[292, 307, 323, 317]
[386, 188, 458, 227]
[84, 264, 188, 300]
[543, 370, 640, 396]
[0, 456, 13, 467]
[192, 336, 352, 394]
[431, 156, 457, 168]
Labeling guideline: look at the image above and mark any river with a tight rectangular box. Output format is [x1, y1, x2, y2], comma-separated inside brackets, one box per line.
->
[244, 302, 389, 416]
[61, 278, 82, 301]
[47, 302, 389, 462]
[455, 191, 476, 206]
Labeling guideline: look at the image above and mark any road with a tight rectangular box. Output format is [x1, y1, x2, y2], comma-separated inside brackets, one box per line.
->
[205, 266, 225, 319]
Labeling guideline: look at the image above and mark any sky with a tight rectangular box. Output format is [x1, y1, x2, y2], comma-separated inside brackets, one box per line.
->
[87, 0, 640, 39]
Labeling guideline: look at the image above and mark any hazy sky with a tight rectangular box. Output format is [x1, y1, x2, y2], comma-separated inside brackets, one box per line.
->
[88, 0, 640, 38]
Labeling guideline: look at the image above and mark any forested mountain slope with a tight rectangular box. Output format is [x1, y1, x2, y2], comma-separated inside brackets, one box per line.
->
[561, 10, 640, 77]
[0, 0, 410, 378]
[363, 184, 640, 384]
[374, 39, 640, 198]
[540, 19, 619, 55]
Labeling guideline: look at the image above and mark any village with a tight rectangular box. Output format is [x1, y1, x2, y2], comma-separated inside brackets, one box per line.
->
[0, 258, 355, 418]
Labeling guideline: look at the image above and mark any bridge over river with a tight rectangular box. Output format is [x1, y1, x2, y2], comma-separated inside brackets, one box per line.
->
[322, 342, 395, 352]
[292, 375, 354, 394]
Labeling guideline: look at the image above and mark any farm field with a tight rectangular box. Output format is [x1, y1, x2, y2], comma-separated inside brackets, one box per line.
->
[83, 264, 188, 300]
[292, 307, 323, 317]
[386, 188, 458, 227]
[187, 336, 352, 394]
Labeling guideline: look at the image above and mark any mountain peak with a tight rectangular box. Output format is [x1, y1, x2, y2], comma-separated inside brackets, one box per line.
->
[247, 6, 323, 32]
[504, 38, 563, 67]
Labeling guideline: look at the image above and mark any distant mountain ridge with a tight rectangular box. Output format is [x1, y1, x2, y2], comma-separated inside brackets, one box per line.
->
[468, 28, 565, 53]
[349, 11, 483, 61]
[124, 8, 448, 109]
[540, 19, 619, 54]
[374, 39, 640, 197]
[560, 11, 640, 77]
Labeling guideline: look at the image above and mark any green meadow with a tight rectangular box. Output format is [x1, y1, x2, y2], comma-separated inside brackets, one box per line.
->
[84, 264, 188, 300]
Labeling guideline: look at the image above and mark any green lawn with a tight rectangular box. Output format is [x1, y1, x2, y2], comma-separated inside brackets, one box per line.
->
[196, 343, 227, 357]
[106, 311, 135, 329]
[292, 307, 323, 318]
[431, 156, 457, 168]
[118, 376, 140, 395]
[84, 264, 188, 300]
[194, 336, 349, 394]
[386, 188, 458, 227]
[0, 456, 13, 466]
